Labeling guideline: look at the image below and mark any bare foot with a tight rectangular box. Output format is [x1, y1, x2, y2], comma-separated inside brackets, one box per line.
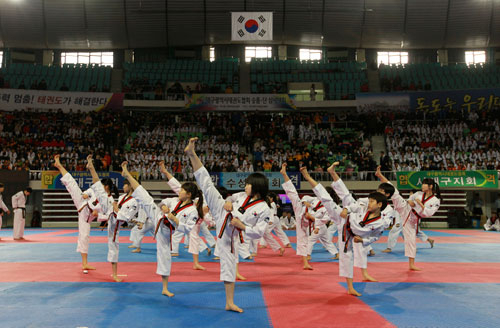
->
[279, 248, 285, 256]
[184, 137, 198, 154]
[225, 304, 244, 313]
[303, 264, 314, 270]
[382, 248, 392, 253]
[171, 253, 179, 257]
[213, 256, 220, 260]
[285, 244, 292, 248]
[193, 264, 206, 270]
[259, 245, 266, 249]
[362, 274, 378, 282]
[236, 273, 247, 281]
[207, 248, 212, 256]
[348, 289, 362, 297]
[162, 289, 175, 297]
[184, 245, 189, 248]
[428, 239, 435, 248]
[251, 253, 257, 257]
[307, 255, 311, 261]
[368, 250, 375, 256]
[330, 254, 339, 260]
[112, 275, 122, 282]
[410, 265, 422, 271]
[82, 265, 96, 270]
[128, 245, 136, 248]
[132, 248, 141, 253]
[246, 255, 253, 260]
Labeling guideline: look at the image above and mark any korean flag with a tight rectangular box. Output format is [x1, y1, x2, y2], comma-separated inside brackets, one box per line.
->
[231, 12, 273, 41]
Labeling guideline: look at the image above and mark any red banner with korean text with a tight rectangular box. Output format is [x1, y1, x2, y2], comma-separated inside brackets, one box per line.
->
[0, 88, 123, 112]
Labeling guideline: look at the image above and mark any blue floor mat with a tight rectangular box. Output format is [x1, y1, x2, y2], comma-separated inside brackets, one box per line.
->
[0, 243, 254, 263]
[0, 282, 271, 328]
[340, 282, 500, 328]
[305, 242, 500, 263]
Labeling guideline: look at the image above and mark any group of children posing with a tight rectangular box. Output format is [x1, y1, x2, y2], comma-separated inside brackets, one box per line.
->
[52, 137, 441, 312]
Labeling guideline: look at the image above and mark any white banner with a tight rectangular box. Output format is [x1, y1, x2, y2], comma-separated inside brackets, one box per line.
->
[0, 88, 124, 112]
[231, 12, 273, 41]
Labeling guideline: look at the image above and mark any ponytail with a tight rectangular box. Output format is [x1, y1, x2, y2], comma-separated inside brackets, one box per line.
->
[181, 182, 204, 218]
[196, 191, 204, 218]
[422, 178, 441, 199]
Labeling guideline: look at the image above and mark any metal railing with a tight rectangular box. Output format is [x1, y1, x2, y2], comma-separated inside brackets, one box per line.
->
[29, 170, 397, 182]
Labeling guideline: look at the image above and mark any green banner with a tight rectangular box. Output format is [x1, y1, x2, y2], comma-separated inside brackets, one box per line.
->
[396, 171, 498, 190]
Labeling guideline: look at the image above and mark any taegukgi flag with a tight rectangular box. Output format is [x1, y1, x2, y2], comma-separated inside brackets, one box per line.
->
[231, 12, 273, 41]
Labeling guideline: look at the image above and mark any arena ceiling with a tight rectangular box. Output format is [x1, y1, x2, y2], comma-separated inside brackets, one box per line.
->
[0, 0, 498, 50]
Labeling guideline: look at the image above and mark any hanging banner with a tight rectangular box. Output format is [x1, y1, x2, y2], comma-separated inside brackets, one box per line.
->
[41, 171, 140, 190]
[0, 88, 124, 112]
[185, 94, 296, 111]
[231, 12, 273, 41]
[410, 89, 500, 113]
[356, 92, 410, 113]
[209, 172, 301, 191]
[396, 171, 498, 190]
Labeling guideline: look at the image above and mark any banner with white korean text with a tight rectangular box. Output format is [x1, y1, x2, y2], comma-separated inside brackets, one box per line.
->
[209, 172, 301, 191]
[231, 12, 273, 41]
[185, 94, 297, 111]
[0, 88, 124, 112]
[41, 171, 139, 190]
[396, 171, 498, 190]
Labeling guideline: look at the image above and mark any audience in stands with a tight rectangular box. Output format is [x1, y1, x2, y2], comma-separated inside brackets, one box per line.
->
[385, 119, 500, 171]
[0, 109, 374, 180]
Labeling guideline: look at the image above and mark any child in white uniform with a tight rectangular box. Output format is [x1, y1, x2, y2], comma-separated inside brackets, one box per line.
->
[129, 203, 152, 252]
[308, 198, 339, 260]
[54, 155, 100, 271]
[123, 161, 201, 296]
[280, 164, 315, 270]
[87, 156, 138, 282]
[301, 167, 391, 297]
[186, 137, 270, 313]
[327, 162, 396, 281]
[376, 166, 441, 271]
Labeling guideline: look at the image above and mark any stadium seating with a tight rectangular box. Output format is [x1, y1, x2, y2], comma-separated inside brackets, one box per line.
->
[123, 58, 240, 97]
[380, 62, 500, 91]
[250, 59, 368, 100]
[0, 63, 112, 92]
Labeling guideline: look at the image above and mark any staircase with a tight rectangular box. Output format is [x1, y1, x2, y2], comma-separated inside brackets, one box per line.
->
[367, 68, 381, 92]
[371, 135, 386, 164]
[239, 62, 251, 93]
[110, 68, 123, 93]
[41, 190, 177, 227]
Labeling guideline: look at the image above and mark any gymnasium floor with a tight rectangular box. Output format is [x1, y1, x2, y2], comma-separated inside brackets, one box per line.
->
[1, 228, 499, 328]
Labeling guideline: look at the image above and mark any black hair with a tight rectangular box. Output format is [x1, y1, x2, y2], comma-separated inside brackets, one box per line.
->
[101, 178, 119, 199]
[0, 183, 4, 188]
[181, 182, 204, 219]
[368, 192, 388, 211]
[268, 192, 278, 203]
[123, 179, 130, 186]
[325, 186, 340, 204]
[422, 178, 441, 199]
[245, 173, 269, 201]
[25, 187, 33, 193]
[378, 183, 395, 198]
[216, 186, 229, 200]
